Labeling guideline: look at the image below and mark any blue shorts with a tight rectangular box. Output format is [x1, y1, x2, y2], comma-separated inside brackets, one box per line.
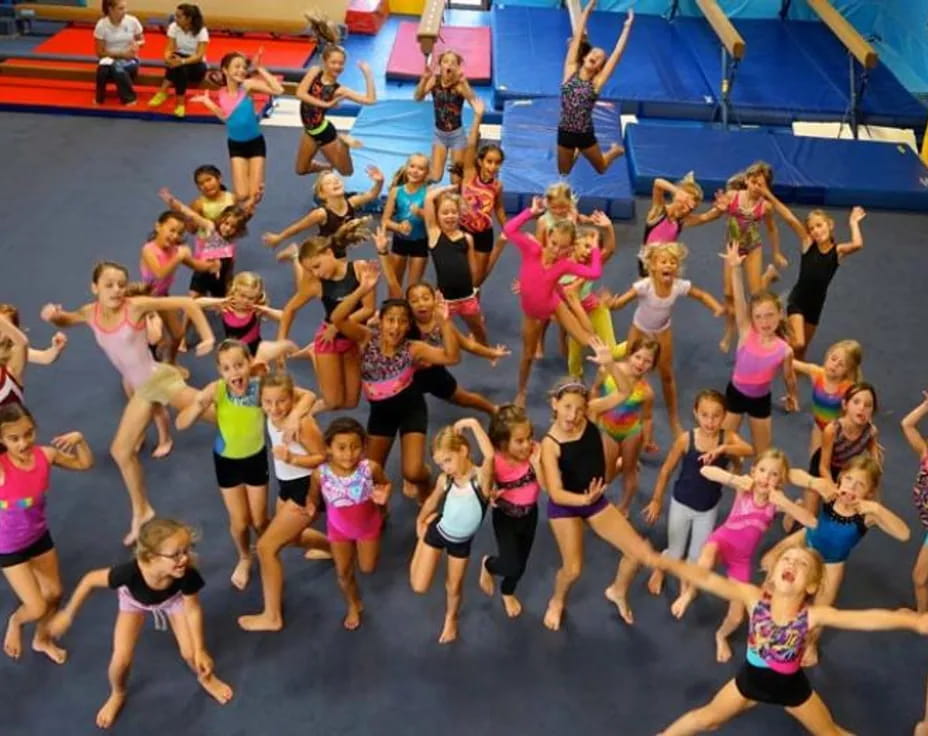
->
[433, 126, 467, 151]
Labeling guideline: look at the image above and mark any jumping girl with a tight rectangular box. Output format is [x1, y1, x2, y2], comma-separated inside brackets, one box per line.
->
[903, 390, 928, 612]
[643, 389, 753, 597]
[814, 381, 881, 482]
[721, 242, 798, 455]
[478, 405, 543, 618]
[278, 219, 375, 411]
[557, 1, 632, 175]
[670, 450, 817, 664]
[49, 518, 233, 728]
[605, 240, 725, 438]
[0, 304, 67, 406]
[503, 196, 603, 407]
[200, 272, 282, 357]
[414, 50, 478, 183]
[0, 404, 92, 664]
[306, 417, 390, 630]
[765, 458, 910, 667]
[411, 419, 493, 643]
[193, 51, 284, 212]
[41, 261, 215, 545]
[382, 153, 430, 289]
[654, 546, 928, 736]
[238, 373, 329, 632]
[329, 266, 460, 501]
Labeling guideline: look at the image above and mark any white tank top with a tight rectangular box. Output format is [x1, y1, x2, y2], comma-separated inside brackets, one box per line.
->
[266, 418, 311, 481]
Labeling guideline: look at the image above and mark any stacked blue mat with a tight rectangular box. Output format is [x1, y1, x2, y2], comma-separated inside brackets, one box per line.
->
[624, 121, 928, 211]
[499, 98, 634, 219]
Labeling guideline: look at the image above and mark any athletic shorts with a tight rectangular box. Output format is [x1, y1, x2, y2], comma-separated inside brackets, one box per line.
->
[391, 236, 429, 259]
[313, 323, 356, 355]
[278, 475, 311, 506]
[189, 257, 234, 297]
[433, 125, 467, 151]
[464, 227, 494, 254]
[414, 365, 457, 401]
[446, 294, 482, 318]
[424, 517, 472, 558]
[214, 449, 269, 488]
[367, 387, 428, 438]
[135, 363, 186, 405]
[305, 119, 338, 146]
[546, 495, 608, 520]
[557, 127, 597, 152]
[0, 530, 54, 568]
[735, 661, 813, 707]
[725, 382, 772, 420]
[228, 135, 267, 160]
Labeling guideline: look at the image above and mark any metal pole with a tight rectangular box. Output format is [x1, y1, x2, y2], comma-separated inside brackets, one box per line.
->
[848, 52, 858, 138]
[721, 46, 729, 129]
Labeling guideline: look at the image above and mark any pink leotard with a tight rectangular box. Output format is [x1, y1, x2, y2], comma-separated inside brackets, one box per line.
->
[707, 491, 776, 582]
[140, 241, 177, 296]
[631, 277, 691, 334]
[88, 303, 159, 390]
[493, 454, 540, 508]
[732, 329, 789, 398]
[318, 459, 382, 543]
[503, 208, 602, 321]
[195, 229, 235, 261]
[0, 447, 50, 554]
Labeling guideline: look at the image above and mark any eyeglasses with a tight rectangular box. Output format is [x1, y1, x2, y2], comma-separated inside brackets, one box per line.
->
[153, 546, 194, 562]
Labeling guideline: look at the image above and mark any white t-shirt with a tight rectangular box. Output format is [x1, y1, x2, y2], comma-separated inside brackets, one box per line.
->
[93, 15, 143, 56]
[631, 277, 692, 334]
[167, 21, 209, 58]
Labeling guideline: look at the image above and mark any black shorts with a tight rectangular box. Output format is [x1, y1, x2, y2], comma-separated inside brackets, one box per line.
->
[367, 386, 428, 438]
[414, 365, 457, 401]
[557, 127, 597, 151]
[786, 299, 825, 328]
[392, 236, 429, 259]
[189, 257, 234, 297]
[278, 475, 310, 505]
[0, 530, 54, 568]
[424, 517, 472, 559]
[214, 449, 269, 488]
[725, 382, 772, 420]
[227, 135, 267, 160]
[464, 227, 494, 254]
[735, 661, 813, 708]
[305, 120, 338, 146]
[807, 448, 839, 482]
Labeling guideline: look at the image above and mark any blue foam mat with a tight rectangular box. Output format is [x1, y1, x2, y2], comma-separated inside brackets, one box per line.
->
[491, 7, 715, 120]
[624, 121, 928, 211]
[500, 98, 634, 219]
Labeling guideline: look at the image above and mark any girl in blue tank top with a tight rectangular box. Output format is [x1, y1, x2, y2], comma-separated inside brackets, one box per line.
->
[383, 154, 430, 290]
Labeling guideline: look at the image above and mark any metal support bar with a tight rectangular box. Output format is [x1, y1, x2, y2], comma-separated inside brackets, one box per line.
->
[668, 0, 680, 20]
[848, 52, 868, 139]
[720, 46, 739, 129]
[779, 0, 792, 20]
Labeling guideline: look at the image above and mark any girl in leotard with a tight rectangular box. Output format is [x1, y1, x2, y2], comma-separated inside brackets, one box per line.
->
[504, 196, 603, 407]
[815, 382, 881, 483]
[199, 272, 282, 357]
[423, 184, 488, 345]
[478, 405, 542, 618]
[262, 167, 384, 252]
[764, 457, 909, 667]
[414, 50, 478, 184]
[330, 266, 460, 501]
[374, 226, 508, 416]
[671, 449, 817, 663]
[189, 165, 236, 226]
[49, 518, 233, 728]
[643, 389, 753, 597]
[903, 391, 928, 612]
[278, 219, 375, 411]
[654, 545, 928, 735]
[556, 1, 632, 176]
[605, 240, 725, 437]
[540, 364, 654, 631]
[721, 242, 798, 455]
[41, 261, 215, 545]
[0, 404, 92, 665]
[193, 51, 283, 212]
[238, 373, 330, 633]
[411, 420, 494, 644]
[383, 153, 430, 290]
[0, 304, 67, 407]
[307, 417, 390, 631]
[761, 182, 866, 359]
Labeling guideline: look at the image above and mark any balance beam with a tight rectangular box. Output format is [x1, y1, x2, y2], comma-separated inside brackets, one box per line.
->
[417, 0, 444, 56]
[696, 0, 745, 60]
[806, 0, 877, 69]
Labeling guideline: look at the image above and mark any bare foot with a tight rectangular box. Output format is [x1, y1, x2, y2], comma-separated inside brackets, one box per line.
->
[502, 595, 522, 618]
[304, 548, 333, 560]
[4, 616, 22, 659]
[715, 633, 733, 663]
[96, 691, 127, 729]
[438, 616, 458, 644]
[340, 133, 363, 149]
[402, 480, 419, 499]
[718, 333, 732, 354]
[606, 142, 625, 159]
[123, 508, 156, 547]
[763, 263, 780, 285]
[151, 437, 173, 459]
[915, 722, 928, 736]
[670, 592, 693, 620]
[343, 603, 362, 631]
[647, 569, 664, 596]
[478, 556, 494, 596]
[514, 391, 526, 408]
[543, 598, 565, 631]
[604, 585, 634, 625]
[230, 557, 252, 591]
[199, 673, 234, 704]
[801, 645, 819, 668]
[238, 612, 283, 632]
[275, 243, 299, 263]
[32, 636, 67, 664]
[177, 339, 188, 354]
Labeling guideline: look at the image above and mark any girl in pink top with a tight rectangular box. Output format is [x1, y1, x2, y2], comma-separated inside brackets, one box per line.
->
[41, 261, 215, 546]
[671, 448, 816, 664]
[0, 403, 92, 665]
[503, 196, 602, 406]
[722, 242, 798, 456]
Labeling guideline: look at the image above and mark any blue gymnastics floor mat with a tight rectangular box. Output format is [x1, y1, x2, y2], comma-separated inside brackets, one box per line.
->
[491, 6, 715, 120]
[624, 121, 928, 211]
[500, 98, 634, 219]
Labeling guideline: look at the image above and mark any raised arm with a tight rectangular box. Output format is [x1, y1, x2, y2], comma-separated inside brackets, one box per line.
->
[48, 568, 110, 638]
[859, 499, 910, 542]
[40, 303, 89, 329]
[413, 57, 436, 102]
[461, 98, 485, 175]
[902, 391, 928, 458]
[337, 61, 377, 105]
[44, 431, 94, 471]
[159, 188, 212, 232]
[246, 65, 285, 96]
[454, 417, 495, 493]
[789, 468, 837, 503]
[761, 184, 810, 245]
[700, 466, 754, 492]
[564, 0, 595, 81]
[262, 208, 326, 249]
[278, 272, 321, 341]
[348, 166, 384, 209]
[687, 285, 725, 317]
[594, 9, 634, 91]
[836, 207, 866, 260]
[723, 242, 752, 340]
[769, 489, 818, 529]
[656, 555, 758, 608]
[130, 296, 214, 354]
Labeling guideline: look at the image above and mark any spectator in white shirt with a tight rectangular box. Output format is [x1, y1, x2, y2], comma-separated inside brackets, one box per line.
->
[148, 4, 210, 118]
[93, 0, 144, 105]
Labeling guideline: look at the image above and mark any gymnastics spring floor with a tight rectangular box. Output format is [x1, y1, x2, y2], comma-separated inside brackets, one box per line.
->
[2, 113, 928, 735]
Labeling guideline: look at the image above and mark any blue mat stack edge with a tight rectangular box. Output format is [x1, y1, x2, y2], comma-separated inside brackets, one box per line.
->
[624, 122, 928, 211]
[500, 98, 634, 219]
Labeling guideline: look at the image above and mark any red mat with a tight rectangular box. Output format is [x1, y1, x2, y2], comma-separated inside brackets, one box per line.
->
[385, 22, 491, 83]
[346, 0, 389, 36]
[34, 27, 314, 69]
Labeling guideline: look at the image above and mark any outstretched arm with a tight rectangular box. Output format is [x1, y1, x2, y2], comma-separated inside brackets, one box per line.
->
[860, 500, 910, 542]
[769, 489, 818, 529]
[564, 0, 595, 81]
[656, 555, 758, 608]
[48, 568, 110, 638]
[836, 206, 866, 260]
[810, 605, 926, 634]
[687, 285, 725, 317]
[594, 9, 634, 91]
[902, 391, 928, 458]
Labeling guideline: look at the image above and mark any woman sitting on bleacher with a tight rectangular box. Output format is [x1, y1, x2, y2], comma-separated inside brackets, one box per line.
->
[93, 0, 144, 106]
[148, 4, 209, 118]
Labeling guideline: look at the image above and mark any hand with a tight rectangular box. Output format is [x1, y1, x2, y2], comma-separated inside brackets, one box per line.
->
[196, 386, 213, 409]
[699, 446, 724, 465]
[304, 501, 317, 519]
[642, 500, 661, 526]
[472, 97, 485, 118]
[195, 337, 215, 358]
[51, 332, 68, 351]
[318, 323, 337, 347]
[282, 412, 302, 444]
[453, 418, 477, 434]
[358, 60, 372, 75]
[193, 649, 214, 678]
[251, 47, 264, 69]
[510, 279, 521, 295]
[399, 220, 412, 236]
[208, 259, 222, 276]
[784, 394, 799, 413]
[158, 187, 175, 205]
[643, 439, 660, 455]
[734, 475, 755, 492]
[713, 302, 727, 318]
[40, 303, 63, 323]
[624, 8, 634, 25]
[768, 488, 787, 507]
[366, 165, 384, 183]
[372, 482, 391, 505]
[51, 431, 84, 452]
[773, 252, 789, 270]
[588, 210, 611, 227]
[584, 477, 606, 504]
[263, 232, 283, 248]
[529, 196, 546, 216]
[190, 93, 211, 105]
[916, 612, 928, 636]
[488, 344, 511, 367]
[373, 223, 390, 255]
[357, 261, 380, 293]
[585, 335, 614, 367]
[720, 240, 745, 268]
[849, 206, 866, 224]
[433, 291, 450, 323]
[416, 512, 436, 540]
[127, 41, 140, 57]
[177, 245, 193, 262]
[759, 550, 776, 572]
[47, 611, 71, 639]
[712, 189, 731, 212]
[856, 499, 879, 515]
[271, 444, 290, 463]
